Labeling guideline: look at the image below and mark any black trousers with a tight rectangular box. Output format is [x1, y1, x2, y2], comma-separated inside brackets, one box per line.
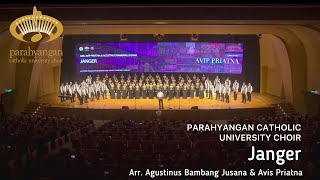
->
[216, 91, 220, 100]
[60, 93, 64, 102]
[242, 93, 246, 103]
[85, 95, 89, 103]
[66, 92, 70, 100]
[77, 93, 81, 104]
[247, 92, 252, 101]
[221, 94, 225, 102]
[158, 99, 164, 109]
[80, 95, 84, 104]
[234, 91, 237, 100]
[70, 93, 75, 103]
[91, 92, 95, 101]
[101, 91, 105, 99]
[209, 91, 213, 99]
[226, 94, 230, 103]
[96, 91, 100, 100]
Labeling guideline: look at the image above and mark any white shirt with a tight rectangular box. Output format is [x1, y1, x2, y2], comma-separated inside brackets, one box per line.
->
[241, 85, 247, 94]
[222, 86, 226, 94]
[225, 79, 231, 87]
[89, 85, 95, 95]
[60, 86, 64, 94]
[76, 85, 80, 93]
[205, 80, 211, 90]
[209, 84, 214, 91]
[214, 78, 220, 86]
[215, 83, 220, 92]
[233, 82, 239, 92]
[247, 85, 253, 93]
[63, 85, 67, 93]
[157, 91, 164, 99]
[81, 87, 87, 96]
[94, 83, 101, 92]
[226, 87, 231, 95]
[68, 85, 73, 95]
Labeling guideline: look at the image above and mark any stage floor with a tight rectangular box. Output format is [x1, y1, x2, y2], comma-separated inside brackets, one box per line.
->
[37, 92, 283, 110]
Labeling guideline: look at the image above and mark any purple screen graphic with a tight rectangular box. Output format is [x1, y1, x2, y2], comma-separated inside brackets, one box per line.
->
[75, 42, 243, 74]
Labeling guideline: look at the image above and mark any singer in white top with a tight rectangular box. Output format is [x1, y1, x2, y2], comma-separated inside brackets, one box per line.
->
[225, 85, 231, 103]
[232, 80, 239, 101]
[221, 84, 226, 102]
[208, 82, 214, 99]
[59, 83, 65, 102]
[59, 74, 254, 106]
[225, 77, 231, 88]
[63, 82, 68, 100]
[213, 76, 220, 87]
[215, 81, 221, 100]
[241, 82, 247, 104]
[68, 82, 75, 103]
[204, 77, 211, 98]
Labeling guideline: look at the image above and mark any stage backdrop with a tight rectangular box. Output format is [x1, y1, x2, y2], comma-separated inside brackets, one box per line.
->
[61, 34, 260, 92]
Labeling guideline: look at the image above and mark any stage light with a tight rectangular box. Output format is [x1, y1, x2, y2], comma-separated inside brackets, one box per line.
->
[191, 34, 199, 41]
[120, 34, 128, 41]
[153, 33, 165, 41]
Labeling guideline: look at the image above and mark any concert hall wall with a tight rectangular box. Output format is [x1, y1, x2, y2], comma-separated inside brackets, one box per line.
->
[61, 34, 260, 92]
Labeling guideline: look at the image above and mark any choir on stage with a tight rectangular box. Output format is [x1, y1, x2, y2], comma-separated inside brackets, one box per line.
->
[59, 73, 253, 105]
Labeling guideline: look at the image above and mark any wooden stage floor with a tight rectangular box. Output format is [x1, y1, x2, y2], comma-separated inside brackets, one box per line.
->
[38, 92, 283, 110]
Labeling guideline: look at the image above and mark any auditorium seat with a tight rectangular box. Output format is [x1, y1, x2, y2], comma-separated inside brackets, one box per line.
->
[1, 113, 319, 179]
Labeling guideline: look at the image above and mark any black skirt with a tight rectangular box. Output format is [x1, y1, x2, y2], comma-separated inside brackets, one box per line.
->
[199, 90, 204, 99]
[110, 90, 115, 99]
[129, 90, 134, 99]
[142, 90, 147, 99]
[122, 90, 128, 99]
[182, 90, 187, 99]
[190, 90, 194, 99]
[116, 90, 121, 99]
[169, 90, 174, 100]
[175, 90, 180, 99]
[163, 91, 168, 99]
[149, 90, 154, 99]
[135, 90, 141, 99]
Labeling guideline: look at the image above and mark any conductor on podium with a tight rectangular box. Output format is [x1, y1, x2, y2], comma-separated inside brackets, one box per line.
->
[157, 90, 164, 109]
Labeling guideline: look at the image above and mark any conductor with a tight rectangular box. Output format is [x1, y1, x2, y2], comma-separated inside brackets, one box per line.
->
[157, 89, 164, 109]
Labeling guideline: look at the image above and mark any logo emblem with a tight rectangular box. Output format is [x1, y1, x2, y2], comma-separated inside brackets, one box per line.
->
[9, 6, 63, 43]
